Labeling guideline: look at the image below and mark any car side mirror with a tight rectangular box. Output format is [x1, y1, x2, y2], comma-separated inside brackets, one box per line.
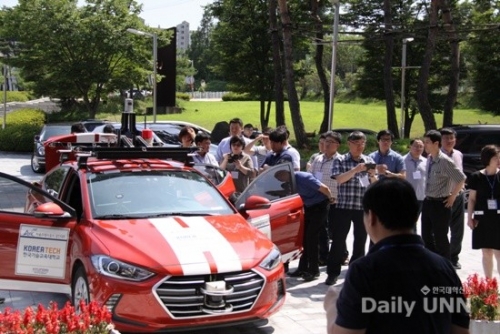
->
[34, 202, 72, 219]
[34, 135, 40, 141]
[239, 195, 271, 213]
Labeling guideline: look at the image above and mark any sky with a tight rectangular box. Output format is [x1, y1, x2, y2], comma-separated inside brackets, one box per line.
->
[1, 0, 214, 30]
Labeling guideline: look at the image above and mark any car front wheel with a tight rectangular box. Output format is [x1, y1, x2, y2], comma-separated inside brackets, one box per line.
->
[31, 154, 44, 173]
[72, 266, 90, 311]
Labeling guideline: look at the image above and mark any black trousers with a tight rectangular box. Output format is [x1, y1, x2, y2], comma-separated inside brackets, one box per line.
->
[297, 200, 329, 275]
[327, 208, 367, 277]
[325, 205, 349, 260]
[450, 193, 464, 264]
[318, 205, 331, 262]
[421, 198, 452, 260]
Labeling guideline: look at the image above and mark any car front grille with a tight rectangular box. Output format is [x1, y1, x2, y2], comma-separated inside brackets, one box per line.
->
[155, 270, 265, 318]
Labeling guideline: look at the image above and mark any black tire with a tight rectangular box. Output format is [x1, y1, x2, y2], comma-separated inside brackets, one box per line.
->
[72, 266, 90, 312]
[31, 154, 44, 173]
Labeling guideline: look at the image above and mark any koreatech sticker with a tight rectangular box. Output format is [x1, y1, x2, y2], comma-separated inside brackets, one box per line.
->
[15, 224, 70, 279]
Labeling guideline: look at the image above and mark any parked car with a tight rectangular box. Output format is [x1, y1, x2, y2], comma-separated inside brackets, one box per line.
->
[31, 120, 108, 174]
[80, 119, 108, 132]
[0, 146, 304, 332]
[31, 124, 73, 173]
[452, 124, 500, 177]
[145, 120, 213, 144]
[93, 121, 218, 153]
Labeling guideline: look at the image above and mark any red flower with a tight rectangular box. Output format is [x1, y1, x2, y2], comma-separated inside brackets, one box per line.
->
[463, 273, 500, 320]
[0, 300, 118, 333]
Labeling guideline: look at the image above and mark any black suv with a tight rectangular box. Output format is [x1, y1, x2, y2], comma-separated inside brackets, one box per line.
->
[452, 124, 500, 176]
[31, 124, 73, 173]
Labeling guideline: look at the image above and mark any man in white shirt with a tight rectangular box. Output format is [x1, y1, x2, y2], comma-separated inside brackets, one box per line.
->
[440, 127, 465, 270]
[215, 118, 252, 163]
[403, 138, 427, 214]
[310, 131, 342, 266]
[277, 125, 301, 171]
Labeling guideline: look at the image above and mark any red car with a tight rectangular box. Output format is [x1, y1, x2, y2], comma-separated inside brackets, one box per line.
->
[0, 144, 304, 332]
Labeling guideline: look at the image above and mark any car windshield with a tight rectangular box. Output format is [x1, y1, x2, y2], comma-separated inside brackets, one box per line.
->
[87, 170, 234, 218]
[40, 125, 71, 141]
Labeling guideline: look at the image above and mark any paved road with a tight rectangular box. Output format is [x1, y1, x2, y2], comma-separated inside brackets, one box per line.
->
[0, 151, 492, 333]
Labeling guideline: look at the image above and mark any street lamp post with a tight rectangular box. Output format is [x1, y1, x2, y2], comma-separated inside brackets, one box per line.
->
[328, 0, 340, 130]
[400, 37, 413, 138]
[3, 64, 7, 130]
[127, 28, 158, 123]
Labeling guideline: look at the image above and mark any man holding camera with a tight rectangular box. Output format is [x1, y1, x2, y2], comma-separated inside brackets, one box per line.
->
[325, 131, 377, 286]
[369, 129, 406, 179]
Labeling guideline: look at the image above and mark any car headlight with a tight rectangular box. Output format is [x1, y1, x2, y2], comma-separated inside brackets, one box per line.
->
[259, 245, 282, 271]
[37, 145, 45, 156]
[91, 255, 155, 281]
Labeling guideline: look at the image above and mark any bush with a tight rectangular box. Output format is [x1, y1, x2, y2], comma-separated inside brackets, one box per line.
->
[176, 92, 190, 101]
[222, 92, 253, 101]
[0, 108, 45, 152]
[98, 96, 123, 115]
[206, 80, 228, 92]
[0, 91, 35, 103]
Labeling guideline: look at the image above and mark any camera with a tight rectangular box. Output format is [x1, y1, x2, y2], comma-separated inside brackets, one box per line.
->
[228, 153, 243, 163]
[365, 163, 376, 170]
[250, 130, 262, 139]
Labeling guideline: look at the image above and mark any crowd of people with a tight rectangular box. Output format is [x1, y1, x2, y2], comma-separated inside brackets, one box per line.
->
[161, 118, 500, 332]
[89, 117, 486, 332]
[179, 120, 499, 284]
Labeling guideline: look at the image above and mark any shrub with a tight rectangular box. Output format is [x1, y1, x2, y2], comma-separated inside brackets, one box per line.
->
[97, 96, 123, 115]
[176, 92, 190, 101]
[222, 92, 253, 101]
[206, 80, 228, 92]
[0, 91, 34, 103]
[0, 108, 45, 152]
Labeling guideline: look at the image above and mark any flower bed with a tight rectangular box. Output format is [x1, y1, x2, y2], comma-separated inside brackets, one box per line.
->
[0, 300, 120, 334]
[463, 273, 500, 321]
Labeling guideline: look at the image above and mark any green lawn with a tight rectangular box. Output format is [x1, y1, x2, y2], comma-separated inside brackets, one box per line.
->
[112, 100, 500, 140]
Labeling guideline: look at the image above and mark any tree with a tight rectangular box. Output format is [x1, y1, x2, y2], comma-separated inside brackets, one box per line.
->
[208, 0, 276, 128]
[277, 0, 308, 148]
[468, 0, 500, 114]
[187, 7, 221, 86]
[2, 0, 171, 118]
[269, 0, 285, 127]
[311, 0, 331, 134]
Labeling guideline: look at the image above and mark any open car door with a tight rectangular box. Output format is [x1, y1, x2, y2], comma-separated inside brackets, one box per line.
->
[235, 163, 304, 264]
[0, 172, 76, 292]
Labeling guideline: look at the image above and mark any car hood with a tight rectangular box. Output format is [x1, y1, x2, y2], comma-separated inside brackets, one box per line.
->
[91, 215, 273, 276]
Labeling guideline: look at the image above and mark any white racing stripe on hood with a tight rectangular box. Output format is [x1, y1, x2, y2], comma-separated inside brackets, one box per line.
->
[150, 217, 242, 275]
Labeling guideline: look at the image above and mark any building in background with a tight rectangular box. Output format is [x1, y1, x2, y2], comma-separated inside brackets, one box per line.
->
[176, 21, 190, 51]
